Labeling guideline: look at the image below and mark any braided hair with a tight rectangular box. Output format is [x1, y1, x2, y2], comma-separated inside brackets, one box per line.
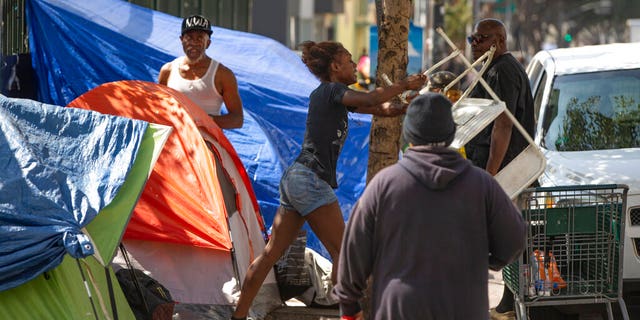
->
[299, 41, 348, 82]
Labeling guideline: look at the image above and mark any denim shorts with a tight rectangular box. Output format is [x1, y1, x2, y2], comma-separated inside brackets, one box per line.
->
[279, 162, 337, 216]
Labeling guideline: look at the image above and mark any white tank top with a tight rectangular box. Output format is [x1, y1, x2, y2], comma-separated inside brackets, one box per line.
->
[166, 57, 224, 115]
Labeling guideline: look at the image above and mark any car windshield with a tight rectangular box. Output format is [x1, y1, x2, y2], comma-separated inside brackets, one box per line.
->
[541, 69, 640, 151]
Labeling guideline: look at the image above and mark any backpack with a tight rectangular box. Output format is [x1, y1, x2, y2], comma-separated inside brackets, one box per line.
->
[274, 230, 312, 301]
[115, 268, 175, 320]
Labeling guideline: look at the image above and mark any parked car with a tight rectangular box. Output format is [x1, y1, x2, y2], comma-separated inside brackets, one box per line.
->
[526, 42, 640, 291]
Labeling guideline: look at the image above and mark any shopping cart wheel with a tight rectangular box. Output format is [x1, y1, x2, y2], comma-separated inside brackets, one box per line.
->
[616, 297, 631, 320]
[514, 295, 527, 320]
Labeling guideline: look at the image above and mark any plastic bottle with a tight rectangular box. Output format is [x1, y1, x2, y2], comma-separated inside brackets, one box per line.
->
[543, 263, 552, 296]
[533, 250, 547, 296]
[530, 250, 541, 295]
[548, 251, 567, 290]
[524, 264, 536, 297]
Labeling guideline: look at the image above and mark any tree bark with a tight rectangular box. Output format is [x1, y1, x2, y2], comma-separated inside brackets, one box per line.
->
[367, 0, 411, 184]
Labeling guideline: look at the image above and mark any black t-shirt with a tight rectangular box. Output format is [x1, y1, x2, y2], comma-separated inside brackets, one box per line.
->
[295, 82, 353, 188]
[468, 53, 535, 169]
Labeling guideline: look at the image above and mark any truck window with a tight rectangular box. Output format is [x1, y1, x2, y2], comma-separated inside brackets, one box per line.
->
[542, 69, 640, 151]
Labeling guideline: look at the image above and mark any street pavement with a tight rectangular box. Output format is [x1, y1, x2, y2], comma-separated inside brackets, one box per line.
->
[488, 269, 504, 309]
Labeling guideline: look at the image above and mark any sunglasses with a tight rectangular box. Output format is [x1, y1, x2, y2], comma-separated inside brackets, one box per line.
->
[467, 33, 493, 44]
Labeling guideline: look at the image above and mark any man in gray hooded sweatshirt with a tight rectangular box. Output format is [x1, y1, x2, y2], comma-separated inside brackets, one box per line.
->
[333, 93, 526, 320]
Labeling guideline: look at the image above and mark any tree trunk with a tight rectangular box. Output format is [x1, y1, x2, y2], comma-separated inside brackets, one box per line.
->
[367, 0, 411, 184]
[359, 1, 411, 318]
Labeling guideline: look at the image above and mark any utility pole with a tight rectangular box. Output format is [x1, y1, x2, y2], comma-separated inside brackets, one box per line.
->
[431, 0, 445, 66]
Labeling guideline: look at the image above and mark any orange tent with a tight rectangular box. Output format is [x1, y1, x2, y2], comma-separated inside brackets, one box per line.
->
[67, 80, 280, 312]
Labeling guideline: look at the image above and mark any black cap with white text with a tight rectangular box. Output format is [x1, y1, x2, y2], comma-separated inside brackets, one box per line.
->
[181, 15, 212, 36]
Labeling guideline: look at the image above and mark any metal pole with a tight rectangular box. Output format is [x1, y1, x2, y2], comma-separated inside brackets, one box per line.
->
[431, 0, 444, 66]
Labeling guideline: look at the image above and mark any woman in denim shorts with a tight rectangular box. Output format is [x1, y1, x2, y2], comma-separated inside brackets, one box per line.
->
[232, 41, 426, 320]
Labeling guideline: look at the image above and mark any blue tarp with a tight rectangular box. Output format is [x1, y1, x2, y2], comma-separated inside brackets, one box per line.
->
[0, 95, 148, 291]
[26, 0, 373, 258]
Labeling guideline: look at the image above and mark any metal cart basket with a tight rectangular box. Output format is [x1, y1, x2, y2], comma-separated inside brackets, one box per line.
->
[503, 184, 630, 320]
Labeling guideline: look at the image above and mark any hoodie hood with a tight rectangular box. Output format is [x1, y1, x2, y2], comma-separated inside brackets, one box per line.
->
[399, 146, 471, 190]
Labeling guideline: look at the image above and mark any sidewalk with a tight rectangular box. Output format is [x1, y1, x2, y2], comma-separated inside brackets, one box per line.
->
[489, 269, 505, 308]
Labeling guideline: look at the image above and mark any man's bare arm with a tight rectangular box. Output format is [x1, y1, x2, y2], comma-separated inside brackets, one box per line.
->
[157, 62, 172, 85]
[486, 112, 512, 175]
[212, 64, 243, 129]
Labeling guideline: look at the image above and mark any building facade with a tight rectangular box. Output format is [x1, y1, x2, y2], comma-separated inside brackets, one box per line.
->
[1, 0, 252, 56]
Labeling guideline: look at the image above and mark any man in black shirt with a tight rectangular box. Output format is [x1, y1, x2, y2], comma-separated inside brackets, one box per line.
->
[467, 18, 535, 177]
[466, 18, 535, 320]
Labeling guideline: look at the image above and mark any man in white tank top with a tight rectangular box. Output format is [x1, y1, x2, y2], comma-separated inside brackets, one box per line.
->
[158, 15, 243, 129]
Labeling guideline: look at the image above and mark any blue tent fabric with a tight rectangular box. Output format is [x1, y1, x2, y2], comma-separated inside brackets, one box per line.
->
[26, 0, 373, 258]
[0, 95, 148, 291]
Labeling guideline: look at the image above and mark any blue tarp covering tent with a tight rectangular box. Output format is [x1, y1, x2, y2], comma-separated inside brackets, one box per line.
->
[0, 94, 172, 319]
[26, 0, 374, 258]
[0, 95, 148, 291]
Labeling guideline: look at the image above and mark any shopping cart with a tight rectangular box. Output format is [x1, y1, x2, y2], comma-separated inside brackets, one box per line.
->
[503, 184, 630, 320]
